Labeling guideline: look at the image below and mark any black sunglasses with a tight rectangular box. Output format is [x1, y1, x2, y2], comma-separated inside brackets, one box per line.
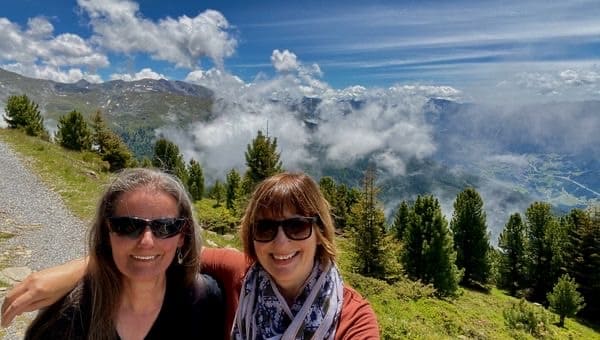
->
[108, 216, 187, 239]
[253, 216, 318, 242]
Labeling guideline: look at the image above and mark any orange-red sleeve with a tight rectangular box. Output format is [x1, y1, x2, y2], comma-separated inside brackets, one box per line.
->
[200, 247, 249, 336]
[335, 286, 381, 339]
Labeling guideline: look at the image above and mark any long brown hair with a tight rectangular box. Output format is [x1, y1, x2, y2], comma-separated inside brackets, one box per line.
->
[87, 168, 200, 340]
[240, 172, 336, 265]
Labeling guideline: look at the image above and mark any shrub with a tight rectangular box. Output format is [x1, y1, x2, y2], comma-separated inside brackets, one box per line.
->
[503, 299, 554, 338]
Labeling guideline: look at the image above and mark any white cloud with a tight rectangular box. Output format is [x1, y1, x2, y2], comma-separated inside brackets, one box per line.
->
[271, 49, 299, 72]
[78, 0, 237, 69]
[110, 68, 167, 81]
[2, 62, 102, 83]
[559, 69, 600, 86]
[0, 16, 107, 82]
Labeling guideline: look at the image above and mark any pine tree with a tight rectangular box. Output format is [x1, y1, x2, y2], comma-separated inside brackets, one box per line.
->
[208, 180, 225, 207]
[90, 110, 111, 154]
[244, 130, 282, 188]
[152, 138, 188, 185]
[4, 94, 49, 139]
[187, 159, 204, 201]
[525, 202, 562, 302]
[319, 176, 345, 230]
[450, 188, 491, 286]
[547, 274, 585, 327]
[497, 213, 528, 296]
[348, 168, 387, 279]
[564, 208, 600, 321]
[319, 176, 338, 208]
[391, 200, 410, 241]
[225, 169, 241, 211]
[402, 195, 462, 296]
[90, 110, 132, 171]
[55, 110, 92, 151]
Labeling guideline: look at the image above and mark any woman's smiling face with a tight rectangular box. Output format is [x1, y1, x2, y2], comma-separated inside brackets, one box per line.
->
[109, 187, 184, 284]
[253, 207, 318, 300]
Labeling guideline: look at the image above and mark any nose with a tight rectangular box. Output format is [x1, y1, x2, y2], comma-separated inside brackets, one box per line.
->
[138, 226, 155, 247]
[272, 226, 290, 244]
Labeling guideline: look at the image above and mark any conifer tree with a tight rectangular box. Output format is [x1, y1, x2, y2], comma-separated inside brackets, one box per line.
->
[392, 200, 410, 240]
[450, 188, 491, 286]
[402, 194, 462, 296]
[525, 202, 562, 302]
[336, 184, 359, 230]
[319, 176, 346, 230]
[56, 110, 92, 151]
[244, 130, 282, 188]
[90, 110, 111, 154]
[547, 274, 585, 327]
[225, 168, 241, 211]
[208, 180, 225, 207]
[152, 138, 188, 185]
[348, 168, 387, 279]
[564, 208, 600, 321]
[90, 110, 132, 171]
[187, 159, 204, 201]
[4, 94, 49, 139]
[319, 176, 337, 208]
[497, 213, 528, 295]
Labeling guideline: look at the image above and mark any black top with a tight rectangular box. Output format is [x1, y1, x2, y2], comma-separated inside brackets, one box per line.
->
[25, 274, 224, 339]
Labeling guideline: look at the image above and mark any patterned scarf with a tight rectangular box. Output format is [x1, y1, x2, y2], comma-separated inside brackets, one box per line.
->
[232, 259, 344, 340]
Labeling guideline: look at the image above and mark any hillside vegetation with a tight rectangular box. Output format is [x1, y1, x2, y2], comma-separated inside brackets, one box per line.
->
[0, 128, 598, 339]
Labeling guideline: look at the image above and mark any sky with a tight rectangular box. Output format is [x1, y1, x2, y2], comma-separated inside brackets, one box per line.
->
[1, 0, 599, 234]
[1, 0, 600, 103]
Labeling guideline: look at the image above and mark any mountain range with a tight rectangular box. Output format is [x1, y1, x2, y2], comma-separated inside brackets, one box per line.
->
[0, 67, 598, 240]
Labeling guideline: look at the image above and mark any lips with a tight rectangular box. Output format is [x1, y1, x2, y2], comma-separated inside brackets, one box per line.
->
[131, 255, 159, 261]
[272, 251, 298, 261]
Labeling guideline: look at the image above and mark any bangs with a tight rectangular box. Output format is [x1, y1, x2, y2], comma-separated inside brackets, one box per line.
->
[255, 179, 313, 218]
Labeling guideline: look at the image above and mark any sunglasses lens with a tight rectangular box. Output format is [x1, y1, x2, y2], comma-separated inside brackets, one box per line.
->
[254, 220, 278, 242]
[109, 217, 185, 239]
[150, 218, 185, 238]
[253, 217, 316, 242]
[283, 218, 313, 240]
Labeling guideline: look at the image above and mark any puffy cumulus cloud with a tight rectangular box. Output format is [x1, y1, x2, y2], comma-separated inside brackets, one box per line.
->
[185, 69, 244, 92]
[2, 62, 102, 83]
[0, 16, 107, 82]
[315, 88, 439, 175]
[110, 68, 167, 81]
[169, 52, 459, 181]
[559, 69, 600, 86]
[26, 17, 54, 38]
[271, 49, 299, 73]
[78, 0, 237, 69]
[510, 67, 600, 97]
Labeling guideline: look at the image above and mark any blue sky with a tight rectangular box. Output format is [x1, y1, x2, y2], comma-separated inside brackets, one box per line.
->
[1, 0, 600, 103]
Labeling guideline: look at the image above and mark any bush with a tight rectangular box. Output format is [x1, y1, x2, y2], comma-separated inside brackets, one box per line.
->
[503, 299, 554, 338]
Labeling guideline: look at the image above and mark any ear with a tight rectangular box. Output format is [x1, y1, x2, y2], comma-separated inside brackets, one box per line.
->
[177, 233, 185, 247]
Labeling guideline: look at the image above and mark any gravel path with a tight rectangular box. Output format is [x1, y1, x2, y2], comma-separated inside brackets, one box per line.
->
[0, 140, 86, 339]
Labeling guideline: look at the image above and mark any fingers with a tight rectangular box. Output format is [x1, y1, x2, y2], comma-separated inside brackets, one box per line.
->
[1, 273, 46, 327]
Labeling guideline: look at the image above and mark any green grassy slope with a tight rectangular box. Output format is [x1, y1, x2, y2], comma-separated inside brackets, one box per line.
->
[0, 128, 598, 339]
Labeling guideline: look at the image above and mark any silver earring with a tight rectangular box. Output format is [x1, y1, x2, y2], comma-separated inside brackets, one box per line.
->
[177, 247, 184, 265]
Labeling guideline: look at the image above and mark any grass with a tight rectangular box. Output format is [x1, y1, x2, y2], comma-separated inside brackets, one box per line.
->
[1, 128, 599, 339]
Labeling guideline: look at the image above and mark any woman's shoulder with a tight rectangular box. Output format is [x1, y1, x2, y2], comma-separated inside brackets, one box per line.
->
[337, 285, 380, 339]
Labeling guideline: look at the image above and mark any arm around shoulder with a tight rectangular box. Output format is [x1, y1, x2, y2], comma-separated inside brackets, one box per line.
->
[336, 286, 380, 340]
[1, 257, 88, 327]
